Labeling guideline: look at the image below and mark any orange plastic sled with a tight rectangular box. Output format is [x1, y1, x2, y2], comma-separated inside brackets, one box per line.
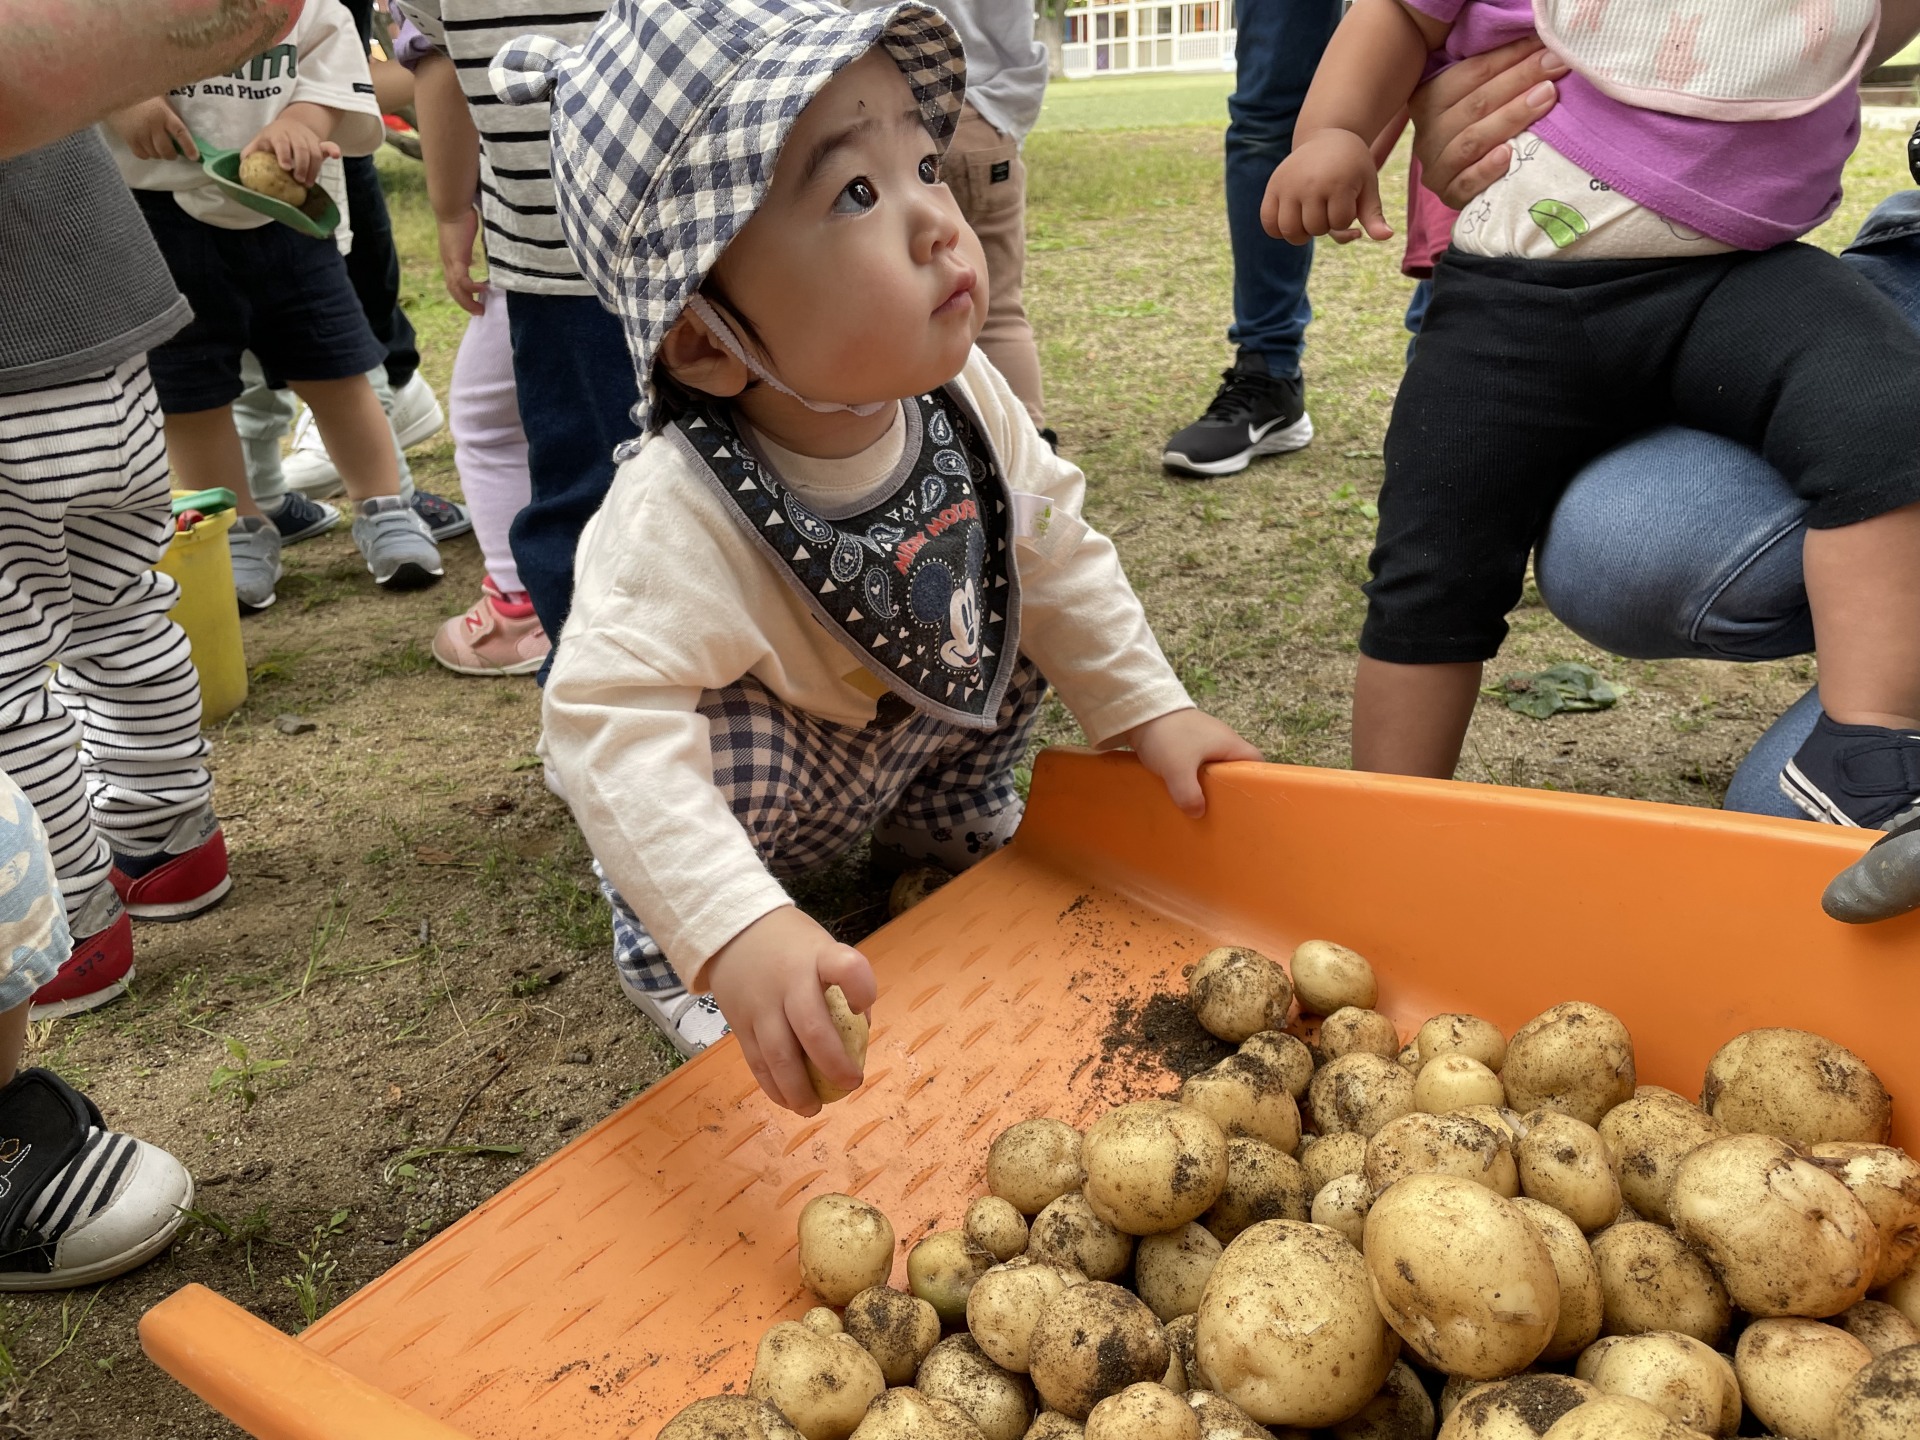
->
[140, 751, 1919, 1439]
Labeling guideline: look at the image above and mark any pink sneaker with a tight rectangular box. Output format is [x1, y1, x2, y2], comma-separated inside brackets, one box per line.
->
[432, 580, 550, 677]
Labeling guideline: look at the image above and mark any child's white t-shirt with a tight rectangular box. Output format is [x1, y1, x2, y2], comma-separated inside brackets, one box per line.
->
[109, 0, 383, 237]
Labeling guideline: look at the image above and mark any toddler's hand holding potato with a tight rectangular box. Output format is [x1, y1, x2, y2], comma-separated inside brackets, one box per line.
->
[242, 113, 340, 190]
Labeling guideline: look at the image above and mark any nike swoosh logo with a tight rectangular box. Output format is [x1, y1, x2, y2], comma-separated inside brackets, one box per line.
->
[1247, 416, 1290, 442]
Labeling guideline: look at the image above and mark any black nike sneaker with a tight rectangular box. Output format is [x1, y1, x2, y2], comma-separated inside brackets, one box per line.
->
[1162, 351, 1313, 478]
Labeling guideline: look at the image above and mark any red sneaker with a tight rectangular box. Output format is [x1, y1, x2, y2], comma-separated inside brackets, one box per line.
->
[31, 887, 133, 1021]
[108, 805, 231, 921]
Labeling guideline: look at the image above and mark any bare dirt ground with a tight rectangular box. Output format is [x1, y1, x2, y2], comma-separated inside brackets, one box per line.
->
[4, 117, 1907, 1438]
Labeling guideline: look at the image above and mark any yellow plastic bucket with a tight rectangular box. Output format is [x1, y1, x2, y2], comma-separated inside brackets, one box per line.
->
[156, 505, 247, 724]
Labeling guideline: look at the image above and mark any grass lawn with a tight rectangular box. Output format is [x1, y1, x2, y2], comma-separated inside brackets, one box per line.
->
[0, 82, 1910, 1438]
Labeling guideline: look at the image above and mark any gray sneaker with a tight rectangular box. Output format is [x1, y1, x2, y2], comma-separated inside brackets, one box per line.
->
[227, 517, 282, 611]
[352, 496, 444, 590]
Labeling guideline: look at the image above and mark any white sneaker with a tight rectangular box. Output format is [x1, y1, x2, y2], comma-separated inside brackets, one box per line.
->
[618, 973, 730, 1060]
[282, 407, 344, 500]
[389, 374, 445, 450]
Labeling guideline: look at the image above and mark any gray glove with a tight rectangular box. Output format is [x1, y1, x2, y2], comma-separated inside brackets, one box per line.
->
[1822, 814, 1920, 924]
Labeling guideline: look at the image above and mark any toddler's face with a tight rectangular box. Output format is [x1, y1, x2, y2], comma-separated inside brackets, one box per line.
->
[707, 48, 988, 406]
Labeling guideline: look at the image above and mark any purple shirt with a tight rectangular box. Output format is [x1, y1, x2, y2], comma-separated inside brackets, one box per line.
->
[1404, 0, 1860, 250]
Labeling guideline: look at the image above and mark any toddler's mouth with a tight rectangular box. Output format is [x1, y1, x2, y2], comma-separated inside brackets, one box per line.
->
[933, 269, 976, 318]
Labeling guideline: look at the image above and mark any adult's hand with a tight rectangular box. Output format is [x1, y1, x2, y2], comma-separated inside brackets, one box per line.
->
[1822, 816, 1920, 924]
[1409, 37, 1568, 208]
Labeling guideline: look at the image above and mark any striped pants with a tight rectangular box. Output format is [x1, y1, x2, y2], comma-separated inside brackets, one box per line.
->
[0, 359, 211, 921]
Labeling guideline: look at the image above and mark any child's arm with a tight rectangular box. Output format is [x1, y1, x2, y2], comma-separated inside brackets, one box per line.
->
[106, 96, 198, 162]
[1262, 0, 1452, 245]
[242, 102, 344, 189]
[412, 52, 488, 315]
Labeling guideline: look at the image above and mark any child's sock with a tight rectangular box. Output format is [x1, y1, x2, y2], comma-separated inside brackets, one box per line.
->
[1781, 715, 1920, 830]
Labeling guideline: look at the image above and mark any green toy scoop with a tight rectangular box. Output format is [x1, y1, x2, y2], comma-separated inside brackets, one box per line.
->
[180, 133, 340, 239]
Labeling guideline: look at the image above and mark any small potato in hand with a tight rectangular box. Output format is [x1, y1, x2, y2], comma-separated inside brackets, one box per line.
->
[805, 985, 870, 1104]
[238, 149, 306, 205]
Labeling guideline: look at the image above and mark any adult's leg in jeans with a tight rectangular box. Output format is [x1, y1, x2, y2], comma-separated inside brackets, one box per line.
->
[942, 104, 1045, 428]
[1225, 0, 1342, 373]
[342, 154, 419, 391]
[504, 291, 640, 674]
[451, 289, 531, 595]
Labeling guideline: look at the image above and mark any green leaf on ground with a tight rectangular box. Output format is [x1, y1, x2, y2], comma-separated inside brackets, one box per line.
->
[1492, 662, 1623, 720]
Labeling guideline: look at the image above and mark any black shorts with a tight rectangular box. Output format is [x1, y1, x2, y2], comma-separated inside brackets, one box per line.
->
[1362, 244, 1920, 665]
[133, 189, 386, 414]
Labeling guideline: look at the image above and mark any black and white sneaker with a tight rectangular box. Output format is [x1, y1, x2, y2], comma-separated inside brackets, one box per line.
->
[1162, 351, 1313, 478]
[260, 491, 340, 546]
[1781, 715, 1920, 830]
[410, 489, 473, 543]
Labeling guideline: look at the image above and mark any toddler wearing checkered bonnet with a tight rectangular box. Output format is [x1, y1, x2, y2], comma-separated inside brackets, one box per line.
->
[492, 0, 1259, 1112]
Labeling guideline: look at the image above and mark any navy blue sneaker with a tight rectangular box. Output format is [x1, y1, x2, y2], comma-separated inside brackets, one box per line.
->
[260, 491, 340, 545]
[1782, 715, 1920, 830]
[410, 489, 472, 542]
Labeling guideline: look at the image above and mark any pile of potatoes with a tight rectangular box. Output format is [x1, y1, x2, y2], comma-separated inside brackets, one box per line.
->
[661, 941, 1920, 1440]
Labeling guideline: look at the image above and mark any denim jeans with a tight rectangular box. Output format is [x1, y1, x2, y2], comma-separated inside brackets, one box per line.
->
[503, 291, 640, 681]
[1225, 0, 1343, 375]
[1531, 192, 1920, 818]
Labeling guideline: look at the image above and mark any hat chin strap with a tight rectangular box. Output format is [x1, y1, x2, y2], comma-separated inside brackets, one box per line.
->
[685, 294, 890, 417]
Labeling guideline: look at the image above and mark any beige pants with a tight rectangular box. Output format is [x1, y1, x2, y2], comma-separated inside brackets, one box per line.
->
[941, 103, 1046, 429]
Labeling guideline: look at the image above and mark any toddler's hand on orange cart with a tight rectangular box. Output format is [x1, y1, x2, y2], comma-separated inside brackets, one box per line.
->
[706, 907, 877, 1116]
[1119, 709, 1263, 820]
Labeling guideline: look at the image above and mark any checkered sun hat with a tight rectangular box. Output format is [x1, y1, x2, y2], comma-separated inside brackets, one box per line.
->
[492, 0, 967, 435]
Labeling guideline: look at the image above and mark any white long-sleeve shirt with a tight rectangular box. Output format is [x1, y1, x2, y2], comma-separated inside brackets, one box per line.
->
[542, 350, 1191, 985]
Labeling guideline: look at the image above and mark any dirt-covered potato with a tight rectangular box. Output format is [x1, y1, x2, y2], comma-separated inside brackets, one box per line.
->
[800, 1194, 897, 1306]
[1670, 1134, 1878, 1318]
[1838, 1298, 1920, 1355]
[1882, 1263, 1920, 1328]
[1812, 1143, 1920, 1287]
[1365, 1111, 1519, 1199]
[1365, 1174, 1560, 1379]
[1455, 1105, 1527, 1145]
[1084, 1383, 1200, 1440]
[1832, 1341, 1920, 1440]
[1702, 1029, 1892, 1146]
[1195, 1219, 1399, 1426]
[1584, 1331, 1738, 1436]
[1180, 1058, 1302, 1152]
[661, 1395, 807, 1440]
[1134, 1222, 1222, 1322]
[1238, 1030, 1316, 1099]
[1418, 1014, 1508, 1073]
[1312, 1172, 1374, 1249]
[1734, 1317, 1874, 1440]
[988, 1120, 1085, 1217]
[967, 1258, 1080, 1373]
[1023, 1416, 1083, 1440]
[1200, 1136, 1311, 1243]
[1595, 1091, 1724, 1227]
[1081, 1101, 1229, 1236]
[1501, 1003, 1635, 1128]
[1289, 939, 1378, 1015]
[1189, 947, 1293, 1043]
[919, 1336, 1037, 1440]
[1185, 1390, 1280, 1440]
[1572, 1336, 1622, 1382]
[1437, 1375, 1596, 1439]
[803, 1307, 844, 1335]
[1588, 1222, 1730, 1345]
[909, 1230, 997, 1324]
[1302, 1131, 1370, 1194]
[1415, 1054, 1507, 1115]
[1509, 1198, 1603, 1362]
[1325, 1359, 1435, 1440]
[1321, 1007, 1403, 1062]
[238, 149, 307, 205]
[1165, 1313, 1197, 1391]
[806, 985, 870, 1104]
[845, 1285, 943, 1386]
[850, 1390, 987, 1440]
[1311, 1053, 1419, 1139]
[1516, 1112, 1621, 1234]
[966, 1197, 1031, 1263]
[1536, 1394, 1712, 1440]
[1028, 1281, 1169, 1421]
[750, 1322, 888, 1440]
[1026, 1194, 1132, 1281]
[1399, 1041, 1425, 1074]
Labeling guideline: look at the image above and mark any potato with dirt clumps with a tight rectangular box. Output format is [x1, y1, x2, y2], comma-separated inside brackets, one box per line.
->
[1516, 1112, 1620, 1234]
[1584, 1331, 1738, 1436]
[1418, 1014, 1508, 1073]
[1289, 939, 1377, 1014]
[919, 1336, 1038, 1440]
[850, 1390, 986, 1440]
[1164, 1313, 1197, 1387]
[1026, 1193, 1131, 1280]
[1537, 1394, 1711, 1440]
[1325, 1359, 1435, 1440]
[1201, 1136, 1311, 1242]
[1457, 1105, 1527, 1144]
[1509, 1198, 1603, 1362]
[1399, 1042, 1424, 1074]
[1811, 1143, 1920, 1287]
[1437, 1374, 1596, 1439]
[1303, 1131, 1369, 1193]
[799, 1194, 896, 1306]
[1084, 1383, 1200, 1440]
[1023, 1417, 1082, 1440]
[967, 1257, 1081, 1373]
[1364, 1173, 1560, 1379]
[1311, 1052, 1419, 1138]
[1670, 1134, 1879, 1318]
[1587, 1221, 1729, 1344]
[750, 1322, 887, 1440]
[1500, 1003, 1635, 1128]
[1320, 1007, 1402, 1061]
[909, 1230, 997, 1324]
[660, 1394, 807, 1440]
[1195, 1219, 1400, 1426]
[1312, 1172, 1374, 1248]
[1595, 1091, 1725, 1227]
[1188, 947, 1293, 1042]
[1734, 1317, 1875, 1440]
[1365, 1111, 1518, 1199]
[238, 149, 307, 205]
[1185, 1390, 1280, 1440]
[1028, 1281, 1169, 1420]
[803, 1307, 844, 1335]
[1081, 1101, 1228, 1236]
[1701, 1028, 1892, 1145]
[1839, 1298, 1920, 1354]
[966, 1197, 1031, 1263]
[987, 1120, 1084, 1217]
[1238, 1030, 1315, 1098]
[1415, 1054, 1507, 1115]
[1180, 1057, 1302, 1152]
[844, 1284, 942, 1385]
[805, 985, 870, 1103]
[1832, 1341, 1920, 1440]
[1134, 1222, 1222, 1321]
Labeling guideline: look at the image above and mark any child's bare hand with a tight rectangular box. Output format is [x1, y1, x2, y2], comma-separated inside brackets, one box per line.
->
[110, 98, 196, 162]
[243, 116, 340, 188]
[437, 209, 488, 316]
[1262, 131, 1395, 246]
[1119, 709, 1262, 819]
[705, 907, 877, 1116]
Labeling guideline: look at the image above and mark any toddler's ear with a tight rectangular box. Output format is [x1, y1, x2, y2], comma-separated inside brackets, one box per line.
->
[660, 306, 749, 398]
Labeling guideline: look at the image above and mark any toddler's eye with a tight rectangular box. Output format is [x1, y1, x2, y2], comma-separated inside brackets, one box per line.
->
[919, 155, 939, 184]
[833, 177, 878, 214]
